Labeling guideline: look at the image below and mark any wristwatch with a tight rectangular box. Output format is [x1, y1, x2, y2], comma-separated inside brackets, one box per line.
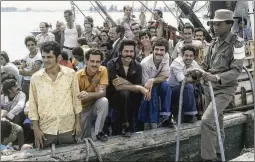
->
[215, 74, 221, 83]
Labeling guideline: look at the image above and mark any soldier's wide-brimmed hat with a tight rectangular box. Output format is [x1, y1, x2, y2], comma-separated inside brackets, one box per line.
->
[207, 9, 234, 25]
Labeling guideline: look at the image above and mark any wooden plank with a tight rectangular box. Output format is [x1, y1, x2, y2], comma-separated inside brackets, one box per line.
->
[234, 92, 253, 106]
[1, 112, 248, 161]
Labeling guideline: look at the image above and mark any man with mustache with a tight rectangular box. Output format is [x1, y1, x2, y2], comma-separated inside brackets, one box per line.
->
[107, 40, 148, 137]
[76, 49, 109, 142]
[171, 23, 202, 61]
[1, 79, 26, 125]
[194, 28, 210, 64]
[201, 9, 244, 161]
[138, 37, 172, 130]
[168, 45, 199, 123]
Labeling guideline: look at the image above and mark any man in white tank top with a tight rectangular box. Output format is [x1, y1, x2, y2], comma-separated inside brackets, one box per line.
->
[61, 10, 82, 60]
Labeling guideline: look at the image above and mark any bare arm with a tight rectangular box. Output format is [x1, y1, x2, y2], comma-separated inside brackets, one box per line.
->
[19, 61, 42, 76]
[152, 75, 168, 84]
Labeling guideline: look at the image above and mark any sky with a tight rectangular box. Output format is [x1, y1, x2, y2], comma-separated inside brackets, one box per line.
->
[1, 1, 182, 10]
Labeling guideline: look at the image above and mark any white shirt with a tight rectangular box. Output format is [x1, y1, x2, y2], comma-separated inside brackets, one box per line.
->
[23, 50, 42, 81]
[172, 40, 202, 59]
[112, 38, 121, 49]
[64, 23, 78, 48]
[140, 54, 170, 85]
[167, 56, 200, 87]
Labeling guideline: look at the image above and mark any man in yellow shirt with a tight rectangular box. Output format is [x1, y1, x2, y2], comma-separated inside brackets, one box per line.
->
[76, 49, 109, 142]
[28, 41, 82, 149]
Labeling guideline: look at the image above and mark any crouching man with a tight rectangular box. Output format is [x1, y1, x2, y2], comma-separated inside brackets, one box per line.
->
[77, 49, 109, 142]
[138, 37, 172, 130]
[29, 41, 82, 149]
[168, 45, 199, 123]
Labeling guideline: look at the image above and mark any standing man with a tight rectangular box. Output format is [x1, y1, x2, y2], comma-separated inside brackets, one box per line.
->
[36, 22, 55, 48]
[201, 9, 244, 161]
[19, 36, 43, 101]
[108, 25, 125, 60]
[107, 40, 148, 137]
[52, 21, 64, 44]
[29, 41, 82, 149]
[61, 10, 82, 60]
[138, 37, 172, 130]
[116, 5, 136, 39]
[171, 24, 202, 61]
[77, 49, 109, 141]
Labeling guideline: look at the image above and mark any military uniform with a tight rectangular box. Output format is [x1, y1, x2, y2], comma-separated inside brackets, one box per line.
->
[201, 32, 244, 160]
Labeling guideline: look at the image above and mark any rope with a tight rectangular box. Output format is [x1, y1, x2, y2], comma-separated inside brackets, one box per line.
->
[84, 138, 103, 162]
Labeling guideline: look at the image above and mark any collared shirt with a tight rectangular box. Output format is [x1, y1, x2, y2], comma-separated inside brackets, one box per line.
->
[202, 32, 244, 95]
[112, 38, 121, 49]
[76, 66, 108, 109]
[167, 56, 200, 87]
[116, 17, 136, 39]
[35, 32, 55, 47]
[81, 32, 95, 43]
[106, 57, 142, 96]
[172, 40, 202, 60]
[2, 120, 22, 145]
[1, 91, 26, 120]
[140, 54, 170, 85]
[28, 65, 82, 135]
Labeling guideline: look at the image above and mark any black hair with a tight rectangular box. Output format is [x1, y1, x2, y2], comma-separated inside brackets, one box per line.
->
[148, 26, 157, 30]
[183, 23, 194, 33]
[77, 37, 88, 46]
[101, 43, 113, 50]
[123, 5, 132, 12]
[1, 51, 10, 63]
[64, 10, 73, 16]
[24, 36, 37, 46]
[118, 39, 137, 58]
[194, 28, 205, 36]
[1, 120, 12, 142]
[154, 9, 163, 18]
[152, 37, 169, 52]
[181, 45, 197, 57]
[85, 16, 94, 24]
[85, 49, 104, 61]
[238, 17, 247, 25]
[2, 79, 17, 95]
[1, 73, 16, 83]
[72, 47, 84, 57]
[139, 30, 152, 40]
[40, 41, 61, 58]
[112, 25, 125, 39]
[61, 51, 69, 61]
[40, 22, 49, 28]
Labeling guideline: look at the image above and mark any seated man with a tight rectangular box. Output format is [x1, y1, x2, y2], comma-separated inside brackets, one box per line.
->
[76, 49, 109, 141]
[138, 37, 172, 130]
[168, 45, 199, 123]
[107, 40, 148, 137]
[1, 79, 26, 125]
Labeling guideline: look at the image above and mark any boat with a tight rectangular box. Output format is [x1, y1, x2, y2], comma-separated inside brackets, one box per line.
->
[2, 1, 254, 161]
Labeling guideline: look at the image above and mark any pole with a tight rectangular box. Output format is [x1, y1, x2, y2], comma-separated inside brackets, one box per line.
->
[70, 1, 85, 17]
[94, 1, 117, 26]
[138, 1, 161, 21]
[89, 1, 107, 22]
[162, 1, 184, 26]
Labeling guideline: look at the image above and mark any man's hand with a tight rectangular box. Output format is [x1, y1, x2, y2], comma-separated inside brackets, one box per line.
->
[137, 85, 149, 95]
[1, 149, 12, 156]
[72, 121, 81, 138]
[77, 91, 90, 100]
[144, 79, 154, 101]
[113, 75, 131, 87]
[33, 127, 46, 150]
[202, 72, 217, 82]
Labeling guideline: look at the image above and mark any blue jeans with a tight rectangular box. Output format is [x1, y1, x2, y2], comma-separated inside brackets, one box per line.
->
[171, 83, 197, 116]
[138, 81, 172, 123]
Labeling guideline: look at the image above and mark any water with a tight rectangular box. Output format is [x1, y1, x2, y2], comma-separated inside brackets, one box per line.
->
[1, 11, 208, 61]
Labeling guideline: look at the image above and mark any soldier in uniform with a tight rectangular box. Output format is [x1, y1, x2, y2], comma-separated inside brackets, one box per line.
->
[200, 9, 244, 161]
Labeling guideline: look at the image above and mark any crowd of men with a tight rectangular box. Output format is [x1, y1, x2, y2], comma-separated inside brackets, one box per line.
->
[1, 6, 247, 161]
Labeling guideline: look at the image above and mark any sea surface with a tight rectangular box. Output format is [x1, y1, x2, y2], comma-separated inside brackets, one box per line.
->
[1, 11, 208, 61]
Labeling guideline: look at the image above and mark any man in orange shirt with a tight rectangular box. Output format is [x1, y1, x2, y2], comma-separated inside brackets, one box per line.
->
[77, 49, 109, 142]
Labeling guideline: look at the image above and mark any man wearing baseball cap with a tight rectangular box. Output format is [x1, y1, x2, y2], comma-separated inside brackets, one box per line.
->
[201, 9, 244, 161]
